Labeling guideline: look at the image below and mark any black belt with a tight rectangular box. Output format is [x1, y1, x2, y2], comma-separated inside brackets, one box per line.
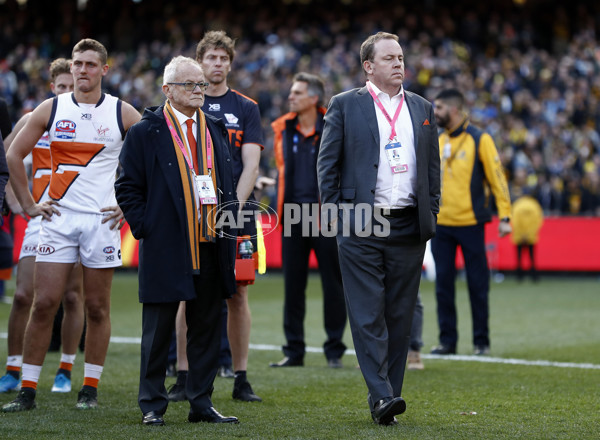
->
[375, 206, 417, 218]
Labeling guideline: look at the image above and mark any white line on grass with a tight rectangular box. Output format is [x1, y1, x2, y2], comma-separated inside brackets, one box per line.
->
[2, 333, 598, 370]
[252, 344, 600, 370]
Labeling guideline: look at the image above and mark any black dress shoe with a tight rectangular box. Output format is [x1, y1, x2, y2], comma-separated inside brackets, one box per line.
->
[269, 357, 303, 367]
[371, 397, 406, 425]
[327, 358, 343, 368]
[188, 407, 239, 424]
[167, 382, 187, 402]
[165, 362, 177, 378]
[217, 365, 235, 378]
[473, 345, 490, 356]
[430, 344, 456, 355]
[142, 411, 165, 426]
[371, 415, 398, 426]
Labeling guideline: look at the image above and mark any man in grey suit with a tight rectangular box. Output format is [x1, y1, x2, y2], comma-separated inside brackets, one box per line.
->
[317, 32, 440, 425]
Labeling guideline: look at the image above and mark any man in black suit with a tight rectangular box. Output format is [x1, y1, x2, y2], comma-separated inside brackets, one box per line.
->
[317, 32, 440, 425]
[115, 56, 239, 426]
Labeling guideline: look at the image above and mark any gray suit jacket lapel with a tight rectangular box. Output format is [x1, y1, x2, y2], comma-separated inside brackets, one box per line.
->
[356, 86, 380, 147]
[404, 91, 421, 152]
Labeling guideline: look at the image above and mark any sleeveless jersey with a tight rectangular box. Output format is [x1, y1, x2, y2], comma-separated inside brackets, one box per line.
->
[31, 131, 52, 204]
[46, 92, 125, 213]
[24, 131, 52, 233]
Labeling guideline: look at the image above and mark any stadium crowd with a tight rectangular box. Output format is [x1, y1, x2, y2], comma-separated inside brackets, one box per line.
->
[1, 0, 599, 216]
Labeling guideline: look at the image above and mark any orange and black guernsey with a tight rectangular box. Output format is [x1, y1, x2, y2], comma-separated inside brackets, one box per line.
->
[437, 119, 511, 226]
[202, 89, 264, 180]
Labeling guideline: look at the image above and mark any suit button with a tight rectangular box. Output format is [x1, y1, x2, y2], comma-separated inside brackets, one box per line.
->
[374, 164, 378, 168]
[371, 189, 375, 194]
[168, 162, 172, 166]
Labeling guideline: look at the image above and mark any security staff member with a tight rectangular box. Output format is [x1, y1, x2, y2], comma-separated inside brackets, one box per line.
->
[431, 88, 512, 356]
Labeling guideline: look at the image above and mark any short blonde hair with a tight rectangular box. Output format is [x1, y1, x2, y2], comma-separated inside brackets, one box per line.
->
[49, 58, 71, 81]
[72, 38, 108, 65]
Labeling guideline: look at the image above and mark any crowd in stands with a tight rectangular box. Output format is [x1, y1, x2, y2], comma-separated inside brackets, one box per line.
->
[1, 0, 599, 216]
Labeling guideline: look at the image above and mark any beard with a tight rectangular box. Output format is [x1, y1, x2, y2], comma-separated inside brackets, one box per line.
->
[436, 113, 450, 129]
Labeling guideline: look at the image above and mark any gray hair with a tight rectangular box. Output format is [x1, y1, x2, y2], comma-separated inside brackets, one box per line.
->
[292, 72, 325, 107]
[163, 56, 202, 85]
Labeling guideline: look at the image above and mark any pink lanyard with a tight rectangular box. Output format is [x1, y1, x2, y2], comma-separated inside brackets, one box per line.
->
[206, 130, 213, 171]
[367, 82, 404, 142]
[163, 108, 213, 172]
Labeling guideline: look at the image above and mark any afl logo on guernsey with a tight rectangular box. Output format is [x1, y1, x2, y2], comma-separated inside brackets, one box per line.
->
[55, 120, 76, 139]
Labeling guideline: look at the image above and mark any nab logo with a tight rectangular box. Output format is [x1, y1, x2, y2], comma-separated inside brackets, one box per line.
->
[38, 245, 56, 255]
[55, 120, 76, 139]
[103, 246, 115, 254]
[81, 113, 92, 120]
[208, 103, 220, 112]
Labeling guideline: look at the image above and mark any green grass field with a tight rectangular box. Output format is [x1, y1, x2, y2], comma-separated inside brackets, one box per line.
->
[0, 272, 598, 439]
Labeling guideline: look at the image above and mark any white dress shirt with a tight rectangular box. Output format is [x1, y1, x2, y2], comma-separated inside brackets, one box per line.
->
[368, 82, 417, 209]
[170, 104, 197, 160]
[169, 104, 201, 214]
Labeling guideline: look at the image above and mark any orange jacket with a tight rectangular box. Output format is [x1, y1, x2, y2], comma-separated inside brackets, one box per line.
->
[271, 107, 327, 221]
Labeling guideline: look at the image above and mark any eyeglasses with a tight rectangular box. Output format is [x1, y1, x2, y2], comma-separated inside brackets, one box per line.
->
[168, 81, 210, 92]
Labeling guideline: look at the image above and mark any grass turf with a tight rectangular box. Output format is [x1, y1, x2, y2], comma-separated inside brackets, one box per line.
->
[0, 272, 598, 439]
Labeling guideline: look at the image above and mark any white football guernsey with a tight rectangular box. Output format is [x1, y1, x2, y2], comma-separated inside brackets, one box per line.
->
[46, 92, 125, 213]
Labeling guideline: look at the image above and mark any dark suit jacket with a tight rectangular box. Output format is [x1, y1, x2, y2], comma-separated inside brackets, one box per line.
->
[317, 86, 440, 242]
[115, 105, 237, 303]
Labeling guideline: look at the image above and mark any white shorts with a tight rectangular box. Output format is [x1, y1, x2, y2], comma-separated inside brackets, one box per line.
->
[36, 208, 122, 268]
[19, 216, 42, 260]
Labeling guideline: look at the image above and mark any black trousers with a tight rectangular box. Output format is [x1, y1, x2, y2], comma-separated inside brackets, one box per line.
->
[516, 243, 538, 281]
[138, 244, 223, 415]
[431, 224, 490, 348]
[281, 221, 347, 361]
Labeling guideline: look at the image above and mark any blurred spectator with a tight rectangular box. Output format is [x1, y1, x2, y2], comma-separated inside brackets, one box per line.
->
[0, 0, 599, 213]
[511, 195, 544, 281]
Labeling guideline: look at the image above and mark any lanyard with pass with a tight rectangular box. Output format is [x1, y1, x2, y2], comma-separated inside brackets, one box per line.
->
[367, 81, 404, 142]
[163, 107, 195, 171]
[198, 132, 216, 204]
[367, 82, 408, 173]
[163, 108, 217, 203]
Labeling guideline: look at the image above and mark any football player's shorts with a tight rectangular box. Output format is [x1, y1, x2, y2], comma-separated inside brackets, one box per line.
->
[36, 208, 122, 268]
[19, 216, 42, 260]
